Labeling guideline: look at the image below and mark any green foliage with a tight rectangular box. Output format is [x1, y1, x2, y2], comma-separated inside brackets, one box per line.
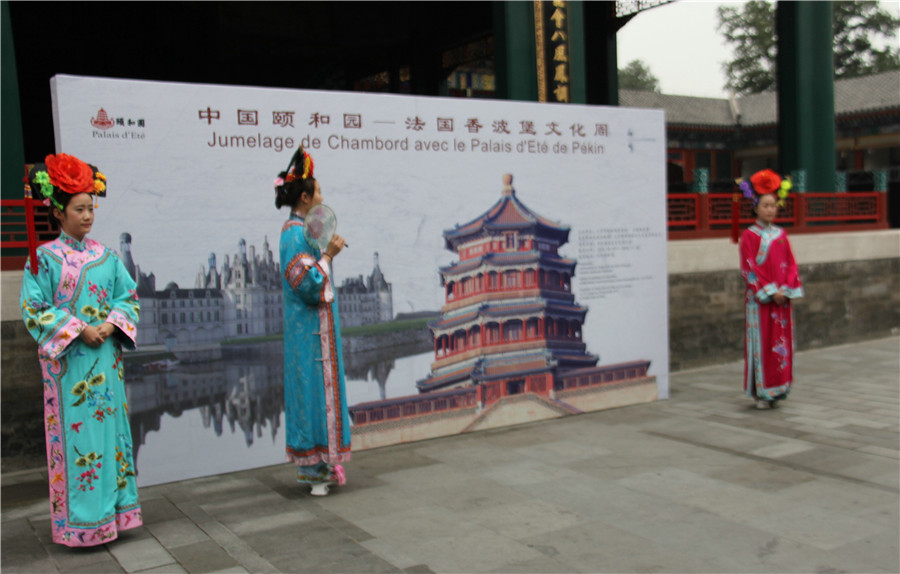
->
[341, 316, 432, 336]
[833, 1, 900, 79]
[618, 59, 661, 92]
[717, 1, 778, 95]
[718, 0, 900, 95]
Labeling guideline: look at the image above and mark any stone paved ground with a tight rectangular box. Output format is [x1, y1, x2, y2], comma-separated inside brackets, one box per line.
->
[3, 337, 898, 574]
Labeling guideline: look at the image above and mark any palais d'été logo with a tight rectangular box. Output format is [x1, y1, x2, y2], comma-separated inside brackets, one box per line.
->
[90, 108, 146, 141]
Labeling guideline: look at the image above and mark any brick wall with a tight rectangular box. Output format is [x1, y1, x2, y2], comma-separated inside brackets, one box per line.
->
[669, 258, 900, 371]
[1, 320, 44, 462]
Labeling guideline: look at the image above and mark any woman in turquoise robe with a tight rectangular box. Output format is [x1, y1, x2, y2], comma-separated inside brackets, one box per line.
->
[20, 154, 142, 546]
[275, 148, 350, 495]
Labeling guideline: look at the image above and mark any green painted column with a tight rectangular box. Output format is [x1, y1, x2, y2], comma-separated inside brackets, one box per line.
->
[567, 1, 587, 104]
[2, 0, 26, 200]
[776, 1, 835, 191]
[492, 1, 538, 102]
[1, 1, 29, 262]
[573, 0, 618, 106]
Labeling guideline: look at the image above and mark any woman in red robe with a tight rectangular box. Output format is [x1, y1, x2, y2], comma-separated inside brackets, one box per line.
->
[738, 169, 803, 409]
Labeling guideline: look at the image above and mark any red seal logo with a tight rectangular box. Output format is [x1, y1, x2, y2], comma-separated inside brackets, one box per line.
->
[91, 108, 114, 130]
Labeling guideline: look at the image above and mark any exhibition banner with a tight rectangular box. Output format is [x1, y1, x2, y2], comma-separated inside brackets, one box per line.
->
[52, 75, 668, 485]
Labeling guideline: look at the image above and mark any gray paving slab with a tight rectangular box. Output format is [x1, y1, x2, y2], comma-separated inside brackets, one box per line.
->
[140, 494, 190, 524]
[464, 497, 586, 540]
[265, 539, 401, 574]
[106, 534, 177, 573]
[145, 517, 213, 549]
[2, 336, 897, 574]
[195, 520, 280, 574]
[139, 565, 189, 574]
[168, 539, 241, 574]
[389, 526, 543, 574]
[482, 553, 579, 573]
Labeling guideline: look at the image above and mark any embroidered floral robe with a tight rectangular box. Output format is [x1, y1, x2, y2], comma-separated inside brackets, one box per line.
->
[20, 232, 142, 547]
[740, 223, 804, 401]
[280, 214, 351, 480]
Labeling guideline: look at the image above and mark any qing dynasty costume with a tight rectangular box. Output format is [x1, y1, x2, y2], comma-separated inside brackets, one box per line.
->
[739, 222, 803, 402]
[280, 213, 351, 483]
[20, 232, 142, 547]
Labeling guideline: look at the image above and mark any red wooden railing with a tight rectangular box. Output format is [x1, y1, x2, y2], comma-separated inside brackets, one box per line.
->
[1, 192, 890, 271]
[1, 198, 54, 271]
[668, 192, 889, 240]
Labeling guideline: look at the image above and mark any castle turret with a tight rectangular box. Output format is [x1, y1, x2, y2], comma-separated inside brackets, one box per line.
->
[369, 252, 389, 291]
[120, 232, 136, 280]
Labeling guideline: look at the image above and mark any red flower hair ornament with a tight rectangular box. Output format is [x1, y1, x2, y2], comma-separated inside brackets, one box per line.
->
[45, 154, 96, 194]
[749, 169, 782, 196]
[731, 168, 792, 243]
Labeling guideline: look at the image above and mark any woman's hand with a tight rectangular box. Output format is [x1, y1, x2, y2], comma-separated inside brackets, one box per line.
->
[325, 234, 346, 260]
[773, 291, 788, 306]
[98, 322, 117, 339]
[80, 323, 116, 347]
[80, 325, 106, 347]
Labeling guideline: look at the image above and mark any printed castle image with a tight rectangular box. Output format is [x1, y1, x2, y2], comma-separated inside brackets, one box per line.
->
[122, 234, 394, 479]
[335, 253, 393, 327]
[349, 175, 658, 450]
[123, 234, 392, 352]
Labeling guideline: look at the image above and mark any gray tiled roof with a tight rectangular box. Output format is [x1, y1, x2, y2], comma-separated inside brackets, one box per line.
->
[733, 90, 777, 127]
[619, 90, 734, 126]
[834, 71, 900, 115]
[620, 70, 900, 128]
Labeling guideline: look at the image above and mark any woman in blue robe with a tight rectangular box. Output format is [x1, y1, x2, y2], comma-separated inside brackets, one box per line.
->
[20, 154, 142, 546]
[274, 148, 350, 496]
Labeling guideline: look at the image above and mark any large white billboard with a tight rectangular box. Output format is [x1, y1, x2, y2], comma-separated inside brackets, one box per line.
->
[51, 75, 668, 485]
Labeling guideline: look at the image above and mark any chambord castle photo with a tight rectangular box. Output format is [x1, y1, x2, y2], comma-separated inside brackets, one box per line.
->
[122, 233, 392, 351]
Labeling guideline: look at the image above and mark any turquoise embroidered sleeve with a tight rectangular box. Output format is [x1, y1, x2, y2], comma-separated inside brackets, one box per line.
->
[106, 257, 140, 349]
[284, 252, 328, 305]
[20, 253, 86, 360]
[756, 283, 779, 303]
[782, 286, 804, 299]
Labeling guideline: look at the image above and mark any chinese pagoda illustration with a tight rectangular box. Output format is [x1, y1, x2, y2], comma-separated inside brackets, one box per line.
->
[418, 173, 600, 393]
[349, 175, 657, 450]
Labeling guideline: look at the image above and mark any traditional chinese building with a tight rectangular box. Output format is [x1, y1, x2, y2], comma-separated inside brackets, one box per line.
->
[417, 174, 600, 395]
[622, 70, 900, 194]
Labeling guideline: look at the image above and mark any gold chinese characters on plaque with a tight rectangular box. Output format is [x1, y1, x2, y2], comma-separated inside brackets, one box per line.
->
[534, 0, 570, 103]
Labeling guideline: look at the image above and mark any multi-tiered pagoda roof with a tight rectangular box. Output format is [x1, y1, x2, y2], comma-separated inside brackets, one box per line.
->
[443, 174, 569, 250]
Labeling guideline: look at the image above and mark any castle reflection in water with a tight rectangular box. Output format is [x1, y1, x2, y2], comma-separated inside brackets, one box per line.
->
[124, 341, 426, 483]
[126, 344, 283, 477]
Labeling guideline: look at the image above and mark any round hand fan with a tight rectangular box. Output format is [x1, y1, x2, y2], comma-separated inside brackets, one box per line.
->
[303, 204, 344, 252]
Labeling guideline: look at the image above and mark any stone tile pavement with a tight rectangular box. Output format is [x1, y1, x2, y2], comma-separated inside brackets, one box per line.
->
[3, 337, 898, 573]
